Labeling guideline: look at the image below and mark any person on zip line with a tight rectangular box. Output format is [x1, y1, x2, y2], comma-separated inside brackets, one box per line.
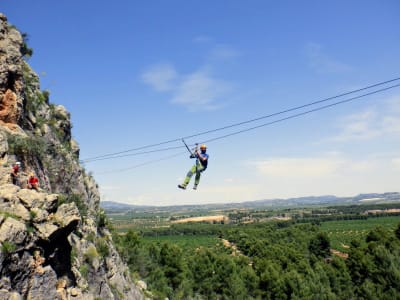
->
[178, 144, 209, 190]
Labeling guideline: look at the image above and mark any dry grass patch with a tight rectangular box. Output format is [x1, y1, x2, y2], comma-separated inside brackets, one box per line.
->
[172, 215, 228, 224]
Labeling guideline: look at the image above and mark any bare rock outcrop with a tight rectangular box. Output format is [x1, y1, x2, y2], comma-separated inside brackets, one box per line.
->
[0, 13, 144, 300]
[0, 14, 24, 132]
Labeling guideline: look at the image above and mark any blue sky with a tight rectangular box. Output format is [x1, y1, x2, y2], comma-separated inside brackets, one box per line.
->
[2, 1, 400, 206]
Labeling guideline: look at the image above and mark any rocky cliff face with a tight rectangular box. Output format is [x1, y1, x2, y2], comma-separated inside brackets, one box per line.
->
[0, 13, 144, 300]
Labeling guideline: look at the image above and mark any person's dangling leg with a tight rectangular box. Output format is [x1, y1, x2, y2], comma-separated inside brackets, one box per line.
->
[193, 165, 204, 190]
[178, 165, 197, 189]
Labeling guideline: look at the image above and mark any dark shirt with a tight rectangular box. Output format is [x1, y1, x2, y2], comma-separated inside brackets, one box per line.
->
[197, 152, 209, 168]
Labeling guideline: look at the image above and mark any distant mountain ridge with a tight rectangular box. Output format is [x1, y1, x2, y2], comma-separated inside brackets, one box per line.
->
[101, 192, 400, 212]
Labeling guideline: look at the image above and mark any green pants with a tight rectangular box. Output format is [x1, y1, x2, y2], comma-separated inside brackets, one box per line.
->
[182, 163, 206, 187]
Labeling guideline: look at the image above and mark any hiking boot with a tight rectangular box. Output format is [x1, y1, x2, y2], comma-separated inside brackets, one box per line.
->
[193, 185, 198, 190]
[178, 184, 186, 190]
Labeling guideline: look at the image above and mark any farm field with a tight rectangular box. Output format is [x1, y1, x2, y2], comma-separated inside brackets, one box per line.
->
[142, 235, 222, 252]
[320, 216, 400, 251]
[171, 215, 228, 224]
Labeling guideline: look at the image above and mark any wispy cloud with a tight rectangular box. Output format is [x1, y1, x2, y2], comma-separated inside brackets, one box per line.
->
[141, 65, 232, 111]
[193, 35, 213, 44]
[331, 110, 381, 141]
[252, 157, 345, 178]
[330, 96, 400, 142]
[244, 154, 399, 198]
[141, 63, 177, 92]
[141, 38, 240, 111]
[209, 44, 240, 61]
[387, 96, 400, 113]
[382, 96, 400, 133]
[171, 71, 230, 111]
[305, 42, 352, 73]
[392, 158, 400, 169]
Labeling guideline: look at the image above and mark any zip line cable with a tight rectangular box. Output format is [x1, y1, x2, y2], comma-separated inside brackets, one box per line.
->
[200, 83, 400, 144]
[81, 77, 400, 163]
[90, 82, 400, 172]
[96, 152, 187, 175]
[83, 145, 184, 162]
[84, 82, 400, 163]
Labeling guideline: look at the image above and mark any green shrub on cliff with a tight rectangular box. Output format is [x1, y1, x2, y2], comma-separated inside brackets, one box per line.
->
[7, 134, 47, 160]
[1, 241, 16, 256]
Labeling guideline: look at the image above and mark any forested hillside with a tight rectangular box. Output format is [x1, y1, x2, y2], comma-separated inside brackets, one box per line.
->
[114, 220, 400, 299]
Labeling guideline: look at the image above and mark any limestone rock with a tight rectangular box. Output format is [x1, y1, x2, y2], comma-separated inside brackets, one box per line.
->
[10, 292, 23, 300]
[0, 217, 26, 244]
[44, 194, 59, 212]
[0, 184, 20, 202]
[27, 266, 57, 300]
[17, 189, 46, 209]
[30, 207, 48, 223]
[6, 251, 33, 294]
[0, 89, 19, 125]
[34, 222, 58, 240]
[70, 139, 80, 157]
[0, 185, 31, 220]
[0, 276, 11, 290]
[11, 203, 30, 220]
[0, 290, 22, 300]
[54, 203, 80, 228]
[0, 131, 8, 164]
[0, 14, 144, 300]
[137, 280, 147, 290]
[0, 13, 24, 132]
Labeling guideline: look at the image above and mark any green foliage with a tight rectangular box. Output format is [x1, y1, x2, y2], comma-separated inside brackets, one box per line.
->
[79, 264, 89, 279]
[143, 235, 219, 252]
[96, 209, 108, 228]
[1, 241, 16, 255]
[320, 216, 400, 251]
[21, 32, 33, 58]
[70, 246, 78, 262]
[309, 232, 330, 259]
[85, 232, 96, 243]
[395, 223, 400, 240]
[7, 134, 47, 160]
[24, 210, 37, 233]
[42, 90, 50, 103]
[346, 226, 400, 299]
[110, 284, 124, 299]
[112, 216, 400, 299]
[96, 237, 109, 258]
[0, 212, 21, 220]
[29, 210, 37, 220]
[22, 65, 46, 115]
[84, 245, 98, 264]
[26, 224, 35, 234]
[107, 203, 400, 299]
